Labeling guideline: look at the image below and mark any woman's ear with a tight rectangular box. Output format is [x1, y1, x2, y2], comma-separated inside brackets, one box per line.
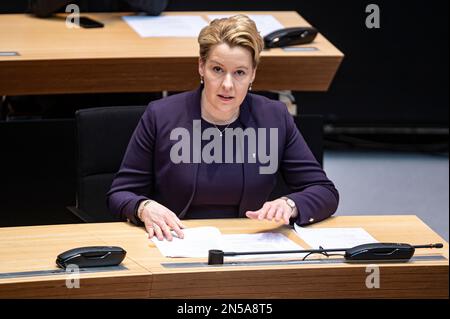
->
[251, 67, 257, 83]
[198, 57, 205, 78]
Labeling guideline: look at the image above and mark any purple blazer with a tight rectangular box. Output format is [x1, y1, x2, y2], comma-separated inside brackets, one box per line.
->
[107, 87, 339, 225]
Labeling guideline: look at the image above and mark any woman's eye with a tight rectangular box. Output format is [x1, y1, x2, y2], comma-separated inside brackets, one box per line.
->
[213, 66, 222, 73]
[236, 70, 246, 76]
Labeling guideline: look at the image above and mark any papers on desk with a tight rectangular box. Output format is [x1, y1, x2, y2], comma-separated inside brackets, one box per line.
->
[123, 15, 208, 37]
[208, 15, 285, 36]
[151, 226, 306, 259]
[152, 227, 221, 258]
[294, 223, 378, 251]
[123, 14, 285, 38]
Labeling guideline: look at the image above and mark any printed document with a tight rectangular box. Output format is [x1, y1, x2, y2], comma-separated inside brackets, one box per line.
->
[123, 15, 208, 37]
[294, 223, 378, 250]
[151, 226, 305, 259]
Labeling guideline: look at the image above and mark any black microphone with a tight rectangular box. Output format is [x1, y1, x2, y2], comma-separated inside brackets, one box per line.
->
[207, 243, 444, 265]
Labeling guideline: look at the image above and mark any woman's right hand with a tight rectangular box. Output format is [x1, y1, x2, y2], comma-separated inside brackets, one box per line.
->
[138, 200, 185, 241]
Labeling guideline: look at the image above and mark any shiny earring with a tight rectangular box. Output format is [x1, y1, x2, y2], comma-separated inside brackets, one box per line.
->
[249, 82, 253, 91]
[200, 76, 204, 84]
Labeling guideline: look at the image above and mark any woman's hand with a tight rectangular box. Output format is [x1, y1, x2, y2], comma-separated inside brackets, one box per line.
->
[138, 200, 185, 241]
[245, 198, 298, 224]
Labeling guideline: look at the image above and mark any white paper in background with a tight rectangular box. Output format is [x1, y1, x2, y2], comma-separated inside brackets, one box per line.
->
[122, 15, 208, 37]
[152, 227, 306, 259]
[207, 15, 285, 36]
[151, 226, 222, 258]
[221, 233, 306, 260]
[294, 224, 378, 251]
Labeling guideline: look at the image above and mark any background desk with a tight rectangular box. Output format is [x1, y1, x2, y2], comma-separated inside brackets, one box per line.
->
[0, 215, 447, 298]
[0, 11, 343, 95]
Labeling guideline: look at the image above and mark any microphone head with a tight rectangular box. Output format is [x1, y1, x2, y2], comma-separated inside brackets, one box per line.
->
[434, 243, 444, 248]
[208, 249, 224, 265]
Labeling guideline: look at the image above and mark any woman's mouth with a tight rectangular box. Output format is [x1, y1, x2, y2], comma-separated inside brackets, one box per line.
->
[218, 94, 234, 102]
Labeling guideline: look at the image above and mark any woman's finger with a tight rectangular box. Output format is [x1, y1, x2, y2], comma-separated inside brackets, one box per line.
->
[163, 215, 183, 238]
[172, 213, 186, 229]
[274, 205, 284, 222]
[257, 203, 270, 220]
[245, 210, 259, 219]
[164, 216, 183, 239]
[266, 204, 277, 221]
[161, 212, 184, 239]
[169, 212, 186, 229]
[144, 219, 154, 236]
[147, 227, 155, 239]
[152, 223, 164, 241]
[159, 222, 173, 241]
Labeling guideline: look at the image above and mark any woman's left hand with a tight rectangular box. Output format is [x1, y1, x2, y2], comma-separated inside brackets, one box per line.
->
[245, 198, 298, 224]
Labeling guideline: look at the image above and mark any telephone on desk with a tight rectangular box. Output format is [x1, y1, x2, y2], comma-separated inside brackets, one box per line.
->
[264, 27, 318, 48]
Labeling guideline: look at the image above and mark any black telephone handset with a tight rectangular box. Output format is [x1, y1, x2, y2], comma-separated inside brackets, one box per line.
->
[56, 246, 126, 268]
[264, 27, 318, 48]
[79, 17, 104, 29]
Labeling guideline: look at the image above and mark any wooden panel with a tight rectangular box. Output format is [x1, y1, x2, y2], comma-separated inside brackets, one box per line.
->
[0, 275, 151, 299]
[149, 265, 449, 299]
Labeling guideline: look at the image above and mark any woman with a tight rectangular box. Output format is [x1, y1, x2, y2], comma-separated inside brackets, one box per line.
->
[107, 15, 339, 241]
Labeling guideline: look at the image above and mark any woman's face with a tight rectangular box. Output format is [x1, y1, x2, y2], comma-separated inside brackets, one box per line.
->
[199, 43, 256, 119]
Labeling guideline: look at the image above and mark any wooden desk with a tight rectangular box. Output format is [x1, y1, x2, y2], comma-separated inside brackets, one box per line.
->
[0, 216, 447, 298]
[0, 11, 343, 95]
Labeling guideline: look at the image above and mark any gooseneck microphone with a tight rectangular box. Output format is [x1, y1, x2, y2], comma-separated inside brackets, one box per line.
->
[207, 243, 444, 265]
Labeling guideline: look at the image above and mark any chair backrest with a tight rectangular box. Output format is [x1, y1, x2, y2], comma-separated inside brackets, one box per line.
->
[268, 114, 324, 200]
[74, 105, 146, 222]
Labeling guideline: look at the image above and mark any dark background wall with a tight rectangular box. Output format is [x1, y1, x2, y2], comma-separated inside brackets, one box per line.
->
[166, 0, 449, 128]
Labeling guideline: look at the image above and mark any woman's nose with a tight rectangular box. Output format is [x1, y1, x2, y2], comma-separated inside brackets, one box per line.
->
[221, 73, 234, 90]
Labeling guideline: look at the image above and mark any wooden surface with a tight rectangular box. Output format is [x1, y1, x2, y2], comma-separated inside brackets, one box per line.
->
[0, 11, 343, 95]
[0, 216, 447, 298]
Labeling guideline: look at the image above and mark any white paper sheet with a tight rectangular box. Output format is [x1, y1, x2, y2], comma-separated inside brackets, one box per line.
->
[123, 15, 208, 37]
[207, 14, 285, 36]
[151, 227, 305, 259]
[151, 227, 222, 258]
[294, 224, 378, 251]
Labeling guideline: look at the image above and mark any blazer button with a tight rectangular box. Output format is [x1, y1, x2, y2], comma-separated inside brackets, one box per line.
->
[309, 218, 315, 223]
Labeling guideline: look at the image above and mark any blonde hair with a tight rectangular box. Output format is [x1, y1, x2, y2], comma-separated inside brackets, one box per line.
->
[198, 14, 264, 67]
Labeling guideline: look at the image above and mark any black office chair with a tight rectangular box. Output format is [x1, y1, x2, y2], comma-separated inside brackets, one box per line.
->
[69, 105, 147, 222]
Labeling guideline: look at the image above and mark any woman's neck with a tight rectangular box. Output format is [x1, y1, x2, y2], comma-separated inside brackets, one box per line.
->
[201, 90, 239, 125]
